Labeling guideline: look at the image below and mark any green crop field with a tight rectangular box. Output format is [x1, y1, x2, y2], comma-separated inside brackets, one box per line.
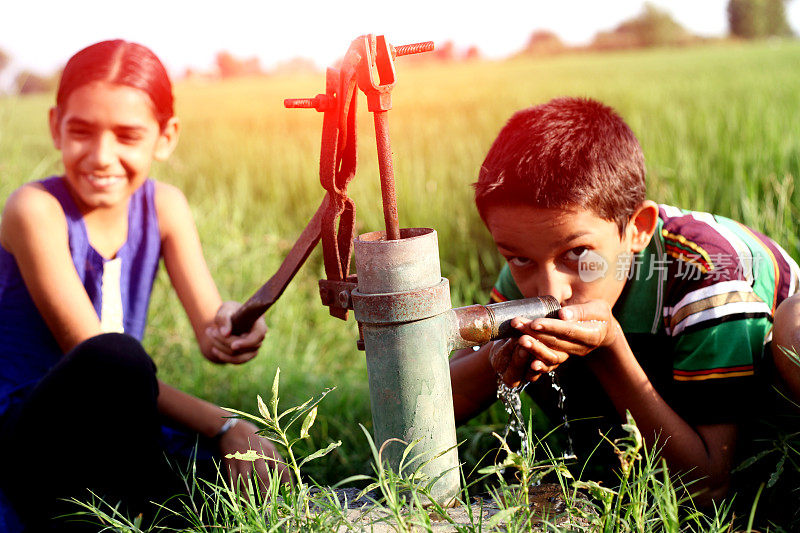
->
[1, 40, 799, 493]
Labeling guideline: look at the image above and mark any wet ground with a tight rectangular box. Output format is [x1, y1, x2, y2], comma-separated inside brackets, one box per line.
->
[312, 483, 592, 532]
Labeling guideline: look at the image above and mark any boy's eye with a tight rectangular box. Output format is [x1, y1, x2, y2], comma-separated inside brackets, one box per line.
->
[67, 128, 90, 138]
[509, 257, 531, 267]
[564, 247, 589, 262]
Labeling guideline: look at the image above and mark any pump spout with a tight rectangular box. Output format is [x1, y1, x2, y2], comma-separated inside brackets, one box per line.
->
[449, 296, 561, 351]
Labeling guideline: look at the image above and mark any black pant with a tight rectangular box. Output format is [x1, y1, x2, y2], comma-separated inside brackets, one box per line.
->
[0, 333, 190, 532]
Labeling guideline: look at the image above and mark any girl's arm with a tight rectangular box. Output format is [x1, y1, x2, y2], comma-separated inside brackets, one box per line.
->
[154, 182, 285, 484]
[154, 182, 266, 364]
[0, 184, 101, 352]
[2, 182, 284, 487]
[157, 382, 289, 486]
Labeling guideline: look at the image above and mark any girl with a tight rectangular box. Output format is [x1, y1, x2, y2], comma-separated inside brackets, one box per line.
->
[0, 40, 287, 531]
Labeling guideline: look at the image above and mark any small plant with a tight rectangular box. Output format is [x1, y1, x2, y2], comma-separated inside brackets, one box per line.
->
[224, 367, 341, 489]
[220, 367, 344, 529]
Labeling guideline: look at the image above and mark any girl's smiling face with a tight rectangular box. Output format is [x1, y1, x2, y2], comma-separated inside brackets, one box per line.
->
[49, 81, 178, 213]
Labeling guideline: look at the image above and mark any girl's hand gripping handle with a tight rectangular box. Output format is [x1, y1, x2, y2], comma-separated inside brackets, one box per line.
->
[205, 301, 267, 364]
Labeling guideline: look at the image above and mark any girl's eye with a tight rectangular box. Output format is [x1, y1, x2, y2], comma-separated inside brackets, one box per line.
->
[118, 133, 142, 144]
[509, 257, 531, 267]
[564, 247, 589, 262]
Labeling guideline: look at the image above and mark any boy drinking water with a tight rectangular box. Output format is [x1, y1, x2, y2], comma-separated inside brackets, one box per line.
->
[450, 97, 800, 510]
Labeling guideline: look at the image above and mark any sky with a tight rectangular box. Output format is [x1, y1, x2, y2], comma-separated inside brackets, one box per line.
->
[1, 0, 799, 85]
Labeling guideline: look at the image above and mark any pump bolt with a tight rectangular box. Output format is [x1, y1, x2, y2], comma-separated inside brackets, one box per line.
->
[337, 290, 351, 309]
[284, 94, 335, 112]
[393, 41, 434, 57]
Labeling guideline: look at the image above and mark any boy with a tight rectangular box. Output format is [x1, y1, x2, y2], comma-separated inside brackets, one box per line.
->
[450, 97, 800, 505]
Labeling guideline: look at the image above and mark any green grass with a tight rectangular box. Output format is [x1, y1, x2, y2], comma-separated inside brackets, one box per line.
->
[63, 372, 729, 532]
[2, 39, 800, 527]
[67, 373, 775, 532]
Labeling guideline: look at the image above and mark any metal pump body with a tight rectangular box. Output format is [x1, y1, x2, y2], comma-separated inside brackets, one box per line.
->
[352, 228, 459, 501]
[352, 228, 559, 502]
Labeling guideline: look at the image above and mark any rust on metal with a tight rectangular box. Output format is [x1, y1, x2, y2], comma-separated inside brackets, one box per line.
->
[353, 35, 432, 241]
[449, 297, 562, 350]
[486, 296, 561, 338]
[357, 35, 396, 113]
[355, 35, 399, 240]
[372, 111, 400, 241]
[356, 322, 365, 351]
[284, 94, 335, 112]
[354, 228, 441, 294]
[351, 278, 452, 324]
[356, 227, 433, 243]
[318, 277, 358, 310]
[450, 305, 495, 349]
[393, 41, 435, 57]
[316, 66, 356, 320]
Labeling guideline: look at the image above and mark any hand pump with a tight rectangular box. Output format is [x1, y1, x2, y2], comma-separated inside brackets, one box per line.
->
[230, 35, 559, 504]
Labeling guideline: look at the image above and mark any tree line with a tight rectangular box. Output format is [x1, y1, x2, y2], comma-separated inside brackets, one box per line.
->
[524, 1, 794, 54]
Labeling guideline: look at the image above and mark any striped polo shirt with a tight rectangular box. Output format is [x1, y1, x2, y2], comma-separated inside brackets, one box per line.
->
[490, 204, 799, 425]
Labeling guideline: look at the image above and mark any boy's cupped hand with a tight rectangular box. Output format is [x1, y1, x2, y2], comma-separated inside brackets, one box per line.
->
[490, 299, 620, 387]
[204, 301, 268, 364]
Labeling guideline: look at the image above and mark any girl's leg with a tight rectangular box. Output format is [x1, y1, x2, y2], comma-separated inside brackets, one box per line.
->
[772, 293, 800, 404]
[1, 333, 182, 531]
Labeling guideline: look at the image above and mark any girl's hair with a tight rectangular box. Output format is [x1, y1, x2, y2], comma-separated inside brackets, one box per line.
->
[56, 40, 174, 128]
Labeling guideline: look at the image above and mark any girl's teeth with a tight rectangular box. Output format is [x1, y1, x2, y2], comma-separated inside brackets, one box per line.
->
[87, 175, 123, 186]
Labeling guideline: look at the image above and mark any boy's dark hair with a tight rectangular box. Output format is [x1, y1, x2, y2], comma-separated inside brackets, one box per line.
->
[474, 97, 646, 233]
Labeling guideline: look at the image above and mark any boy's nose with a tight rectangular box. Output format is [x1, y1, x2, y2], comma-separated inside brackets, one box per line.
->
[528, 267, 572, 305]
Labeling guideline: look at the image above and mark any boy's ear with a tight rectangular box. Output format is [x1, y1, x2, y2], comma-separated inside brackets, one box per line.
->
[154, 117, 180, 161]
[627, 200, 659, 253]
[49, 107, 62, 149]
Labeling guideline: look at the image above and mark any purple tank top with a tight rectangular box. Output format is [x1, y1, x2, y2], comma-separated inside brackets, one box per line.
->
[0, 176, 161, 418]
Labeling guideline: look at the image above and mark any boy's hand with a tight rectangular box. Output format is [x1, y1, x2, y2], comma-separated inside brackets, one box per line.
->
[204, 301, 267, 364]
[514, 298, 619, 358]
[492, 300, 620, 387]
[489, 337, 546, 388]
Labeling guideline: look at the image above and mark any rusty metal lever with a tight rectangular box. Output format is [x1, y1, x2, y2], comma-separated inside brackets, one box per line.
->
[229, 196, 328, 335]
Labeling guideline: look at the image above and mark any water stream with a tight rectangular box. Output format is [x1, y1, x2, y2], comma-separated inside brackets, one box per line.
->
[496, 371, 576, 460]
[548, 371, 576, 460]
[495, 377, 530, 455]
